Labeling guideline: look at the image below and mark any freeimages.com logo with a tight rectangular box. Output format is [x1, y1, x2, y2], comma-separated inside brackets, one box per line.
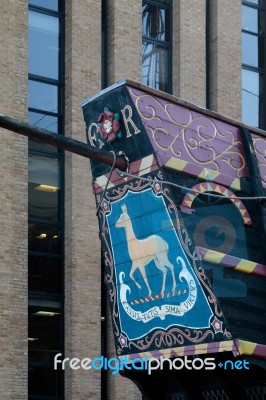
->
[54, 354, 249, 375]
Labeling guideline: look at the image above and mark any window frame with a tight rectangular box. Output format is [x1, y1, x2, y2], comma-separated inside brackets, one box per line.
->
[142, 0, 173, 93]
[242, 0, 266, 128]
[28, 2, 65, 399]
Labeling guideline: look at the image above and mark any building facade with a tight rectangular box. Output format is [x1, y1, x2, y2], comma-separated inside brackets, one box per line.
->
[0, 1, 264, 399]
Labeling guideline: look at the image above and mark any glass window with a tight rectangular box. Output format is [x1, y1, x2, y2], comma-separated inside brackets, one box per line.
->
[29, 155, 60, 221]
[29, 224, 62, 254]
[29, 301, 61, 363]
[29, 11, 59, 79]
[242, 1, 265, 128]
[242, 5, 258, 33]
[29, 111, 58, 153]
[29, 366, 62, 396]
[242, 68, 259, 127]
[242, 33, 258, 67]
[142, 42, 169, 92]
[142, 4, 170, 41]
[29, 80, 58, 112]
[29, 0, 58, 11]
[29, 111, 58, 133]
[142, 0, 172, 93]
[28, 2, 64, 398]
[29, 255, 62, 293]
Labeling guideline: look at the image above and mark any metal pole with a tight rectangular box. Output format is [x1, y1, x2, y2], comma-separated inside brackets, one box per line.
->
[0, 114, 128, 171]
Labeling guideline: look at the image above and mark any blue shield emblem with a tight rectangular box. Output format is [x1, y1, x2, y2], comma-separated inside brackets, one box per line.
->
[107, 188, 213, 341]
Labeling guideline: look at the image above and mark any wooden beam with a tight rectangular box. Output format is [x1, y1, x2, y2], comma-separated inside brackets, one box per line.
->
[0, 114, 127, 171]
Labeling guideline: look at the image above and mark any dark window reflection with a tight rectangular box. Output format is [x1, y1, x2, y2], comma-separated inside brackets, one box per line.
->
[29, 303, 61, 363]
[142, 4, 170, 41]
[142, 42, 169, 92]
[28, 155, 60, 221]
[29, 255, 62, 293]
[29, 80, 58, 113]
[29, 224, 62, 254]
[28, 366, 62, 396]
[142, 1, 171, 93]
[29, 0, 58, 11]
[29, 11, 59, 79]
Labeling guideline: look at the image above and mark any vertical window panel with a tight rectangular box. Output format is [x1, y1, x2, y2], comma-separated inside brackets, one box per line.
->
[28, 302, 61, 363]
[28, 366, 62, 396]
[28, 154, 60, 221]
[28, 2, 64, 398]
[242, 1, 265, 128]
[142, 42, 169, 92]
[29, 111, 58, 134]
[29, 224, 62, 254]
[142, 0, 172, 93]
[29, 11, 59, 79]
[29, 255, 62, 293]
[242, 33, 258, 67]
[28, 80, 58, 113]
[242, 5, 258, 33]
[242, 68, 259, 127]
[29, 111, 59, 153]
[142, 4, 170, 41]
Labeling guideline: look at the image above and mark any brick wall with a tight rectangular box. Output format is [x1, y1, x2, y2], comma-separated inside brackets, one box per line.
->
[209, 0, 242, 120]
[64, 0, 102, 399]
[0, 0, 28, 398]
[173, 0, 206, 108]
[107, 0, 142, 85]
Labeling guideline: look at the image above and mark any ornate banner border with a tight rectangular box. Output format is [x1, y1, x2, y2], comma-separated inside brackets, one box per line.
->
[98, 170, 232, 358]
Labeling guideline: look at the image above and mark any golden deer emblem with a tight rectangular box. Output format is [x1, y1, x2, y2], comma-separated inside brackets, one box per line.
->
[115, 204, 176, 297]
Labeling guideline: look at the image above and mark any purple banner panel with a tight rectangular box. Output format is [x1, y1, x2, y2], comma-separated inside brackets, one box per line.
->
[129, 86, 248, 181]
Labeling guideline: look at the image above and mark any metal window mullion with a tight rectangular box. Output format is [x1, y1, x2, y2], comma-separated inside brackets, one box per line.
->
[29, 250, 62, 259]
[29, 74, 62, 86]
[242, 63, 262, 73]
[242, 29, 261, 38]
[243, 1, 262, 11]
[142, 35, 170, 47]
[28, 107, 61, 118]
[263, 1, 266, 129]
[29, 4, 64, 17]
[143, 0, 171, 10]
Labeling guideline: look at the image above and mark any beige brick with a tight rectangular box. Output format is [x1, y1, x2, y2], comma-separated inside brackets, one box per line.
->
[64, 1, 102, 399]
[107, 0, 142, 84]
[173, 0, 206, 108]
[209, 0, 242, 120]
[0, 0, 28, 399]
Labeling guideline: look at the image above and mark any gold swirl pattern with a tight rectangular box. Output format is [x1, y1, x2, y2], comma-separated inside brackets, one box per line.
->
[129, 88, 247, 179]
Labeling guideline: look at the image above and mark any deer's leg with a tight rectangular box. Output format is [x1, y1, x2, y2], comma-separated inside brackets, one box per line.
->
[138, 265, 152, 297]
[154, 258, 167, 296]
[130, 262, 141, 289]
[168, 263, 176, 292]
[161, 253, 176, 292]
